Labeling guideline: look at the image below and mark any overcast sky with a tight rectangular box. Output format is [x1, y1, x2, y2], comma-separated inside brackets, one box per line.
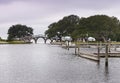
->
[0, 0, 120, 38]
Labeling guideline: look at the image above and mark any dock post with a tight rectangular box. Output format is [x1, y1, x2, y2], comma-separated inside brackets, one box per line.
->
[97, 43, 100, 61]
[75, 41, 77, 55]
[78, 44, 80, 55]
[114, 44, 117, 51]
[105, 44, 108, 67]
[65, 41, 67, 49]
[68, 41, 69, 50]
[108, 41, 111, 52]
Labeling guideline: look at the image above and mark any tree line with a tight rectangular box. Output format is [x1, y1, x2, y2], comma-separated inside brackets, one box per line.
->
[1, 14, 120, 42]
[45, 15, 120, 42]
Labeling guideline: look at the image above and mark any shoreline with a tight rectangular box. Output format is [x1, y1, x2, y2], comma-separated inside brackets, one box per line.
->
[0, 41, 32, 44]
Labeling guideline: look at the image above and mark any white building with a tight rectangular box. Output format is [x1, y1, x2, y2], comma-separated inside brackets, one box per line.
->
[88, 37, 96, 41]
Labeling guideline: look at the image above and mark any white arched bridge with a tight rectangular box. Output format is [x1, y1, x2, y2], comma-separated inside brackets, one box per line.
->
[20, 34, 72, 44]
[20, 34, 48, 43]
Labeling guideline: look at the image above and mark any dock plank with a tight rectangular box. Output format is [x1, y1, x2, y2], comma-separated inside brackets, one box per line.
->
[78, 52, 99, 61]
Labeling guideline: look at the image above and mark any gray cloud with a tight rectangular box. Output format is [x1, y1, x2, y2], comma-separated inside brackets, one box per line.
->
[0, 0, 120, 38]
[0, 0, 119, 9]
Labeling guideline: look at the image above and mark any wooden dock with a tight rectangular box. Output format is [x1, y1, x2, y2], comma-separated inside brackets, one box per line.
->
[78, 52, 120, 61]
[78, 52, 99, 61]
[58, 42, 120, 63]
[50, 42, 62, 45]
[94, 53, 120, 57]
[61, 45, 76, 48]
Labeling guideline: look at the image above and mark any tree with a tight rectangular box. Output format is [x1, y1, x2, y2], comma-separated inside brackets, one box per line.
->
[45, 14, 120, 42]
[45, 15, 80, 39]
[7, 24, 33, 41]
[45, 22, 58, 39]
[74, 15, 120, 42]
[87, 15, 120, 41]
[72, 17, 87, 39]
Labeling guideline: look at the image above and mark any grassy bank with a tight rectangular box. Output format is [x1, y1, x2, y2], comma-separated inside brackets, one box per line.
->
[0, 40, 32, 44]
[0, 40, 8, 44]
[72, 41, 120, 45]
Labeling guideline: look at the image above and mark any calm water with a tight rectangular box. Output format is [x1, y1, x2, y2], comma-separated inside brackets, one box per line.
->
[0, 43, 120, 83]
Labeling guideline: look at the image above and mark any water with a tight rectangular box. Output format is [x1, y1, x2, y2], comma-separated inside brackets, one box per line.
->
[0, 43, 120, 83]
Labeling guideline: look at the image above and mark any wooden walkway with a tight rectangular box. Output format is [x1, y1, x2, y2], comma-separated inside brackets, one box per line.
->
[78, 52, 120, 62]
[94, 53, 120, 57]
[78, 52, 99, 61]
[52, 42, 120, 62]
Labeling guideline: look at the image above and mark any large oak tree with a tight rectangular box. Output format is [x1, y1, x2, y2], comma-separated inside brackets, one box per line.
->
[74, 15, 120, 42]
[7, 24, 33, 41]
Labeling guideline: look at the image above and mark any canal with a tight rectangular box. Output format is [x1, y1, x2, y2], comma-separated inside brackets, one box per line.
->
[0, 43, 120, 83]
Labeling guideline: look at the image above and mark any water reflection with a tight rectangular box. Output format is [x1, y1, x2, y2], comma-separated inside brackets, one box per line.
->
[0, 44, 120, 83]
[104, 66, 109, 83]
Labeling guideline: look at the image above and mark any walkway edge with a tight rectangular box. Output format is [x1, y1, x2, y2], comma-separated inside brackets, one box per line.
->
[78, 52, 99, 61]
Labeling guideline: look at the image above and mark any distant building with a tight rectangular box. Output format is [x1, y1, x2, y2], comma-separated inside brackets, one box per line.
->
[13, 38, 20, 41]
[62, 36, 72, 41]
[88, 37, 96, 41]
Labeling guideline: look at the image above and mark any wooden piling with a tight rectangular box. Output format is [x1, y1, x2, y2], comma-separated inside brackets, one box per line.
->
[108, 42, 111, 52]
[114, 45, 117, 51]
[97, 43, 100, 61]
[65, 41, 67, 48]
[78, 44, 80, 55]
[68, 41, 69, 50]
[105, 44, 108, 67]
[75, 41, 77, 55]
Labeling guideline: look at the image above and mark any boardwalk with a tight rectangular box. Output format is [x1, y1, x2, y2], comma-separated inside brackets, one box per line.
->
[61, 43, 120, 61]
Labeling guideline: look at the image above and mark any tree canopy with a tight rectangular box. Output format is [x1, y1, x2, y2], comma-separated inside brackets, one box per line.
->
[7, 24, 33, 41]
[75, 15, 120, 41]
[45, 14, 120, 42]
[45, 15, 80, 39]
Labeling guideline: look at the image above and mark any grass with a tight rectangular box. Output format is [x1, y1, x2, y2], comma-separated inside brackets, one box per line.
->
[0, 41, 8, 44]
[72, 41, 120, 45]
[8, 41, 28, 44]
[0, 40, 32, 44]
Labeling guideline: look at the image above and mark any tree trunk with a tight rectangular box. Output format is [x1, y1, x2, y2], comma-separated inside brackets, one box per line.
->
[102, 36, 107, 42]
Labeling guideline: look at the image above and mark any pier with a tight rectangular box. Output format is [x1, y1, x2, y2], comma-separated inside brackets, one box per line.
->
[58, 41, 120, 66]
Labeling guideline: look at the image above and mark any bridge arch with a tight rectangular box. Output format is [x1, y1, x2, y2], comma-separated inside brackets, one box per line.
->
[20, 34, 48, 44]
[32, 37, 48, 44]
[32, 34, 48, 44]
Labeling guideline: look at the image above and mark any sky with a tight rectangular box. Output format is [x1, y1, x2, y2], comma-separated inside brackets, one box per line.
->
[0, 0, 120, 39]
